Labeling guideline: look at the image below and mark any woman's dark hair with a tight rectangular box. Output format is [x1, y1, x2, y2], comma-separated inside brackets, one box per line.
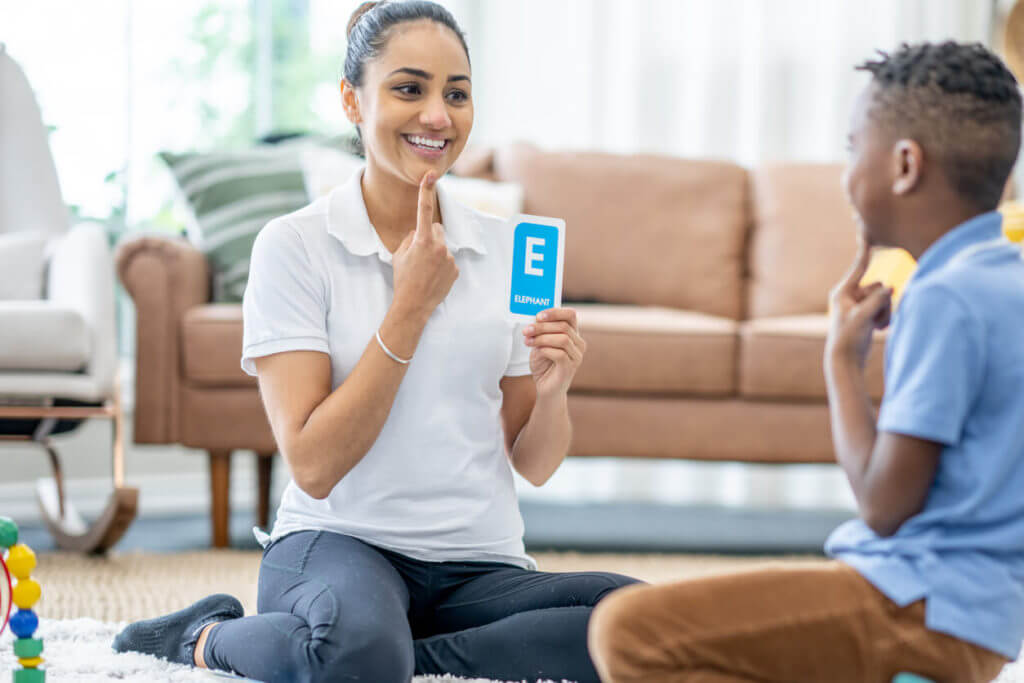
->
[344, 1, 470, 88]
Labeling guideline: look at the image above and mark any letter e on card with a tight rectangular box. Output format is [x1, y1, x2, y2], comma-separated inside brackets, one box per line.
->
[507, 214, 565, 321]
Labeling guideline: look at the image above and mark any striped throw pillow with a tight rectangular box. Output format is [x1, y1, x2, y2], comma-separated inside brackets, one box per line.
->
[160, 146, 310, 302]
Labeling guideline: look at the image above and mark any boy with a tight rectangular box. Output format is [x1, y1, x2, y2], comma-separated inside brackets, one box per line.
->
[588, 42, 1024, 682]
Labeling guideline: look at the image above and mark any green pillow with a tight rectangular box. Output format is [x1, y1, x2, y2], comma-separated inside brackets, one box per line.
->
[160, 146, 310, 302]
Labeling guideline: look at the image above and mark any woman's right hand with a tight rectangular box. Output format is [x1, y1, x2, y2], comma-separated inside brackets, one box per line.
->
[391, 171, 459, 320]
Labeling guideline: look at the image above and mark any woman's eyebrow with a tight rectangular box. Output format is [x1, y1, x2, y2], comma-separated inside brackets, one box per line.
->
[387, 67, 470, 83]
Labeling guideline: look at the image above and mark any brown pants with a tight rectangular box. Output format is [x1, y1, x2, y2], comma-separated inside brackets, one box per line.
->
[588, 561, 1008, 683]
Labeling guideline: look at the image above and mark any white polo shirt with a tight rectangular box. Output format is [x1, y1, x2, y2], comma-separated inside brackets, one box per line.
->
[241, 169, 535, 569]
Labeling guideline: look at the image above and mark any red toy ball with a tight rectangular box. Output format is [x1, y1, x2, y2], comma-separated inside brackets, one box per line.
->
[0, 552, 11, 637]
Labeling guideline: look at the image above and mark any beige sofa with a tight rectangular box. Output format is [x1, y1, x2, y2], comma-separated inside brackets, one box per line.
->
[116, 143, 884, 547]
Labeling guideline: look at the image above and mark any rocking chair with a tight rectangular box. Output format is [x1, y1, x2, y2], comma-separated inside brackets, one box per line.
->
[0, 44, 137, 552]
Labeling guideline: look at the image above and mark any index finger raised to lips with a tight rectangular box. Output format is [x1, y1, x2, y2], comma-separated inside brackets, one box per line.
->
[839, 239, 873, 293]
[416, 171, 438, 239]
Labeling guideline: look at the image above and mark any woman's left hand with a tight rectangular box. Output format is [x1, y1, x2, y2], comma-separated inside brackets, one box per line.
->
[524, 307, 586, 397]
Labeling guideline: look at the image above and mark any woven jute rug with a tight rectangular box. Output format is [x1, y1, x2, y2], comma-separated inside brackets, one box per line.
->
[29, 550, 812, 622]
[4, 551, 1021, 681]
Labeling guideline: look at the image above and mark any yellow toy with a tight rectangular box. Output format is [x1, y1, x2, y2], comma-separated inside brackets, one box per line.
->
[0, 517, 44, 683]
[851, 200, 1024, 315]
[860, 247, 917, 308]
[999, 200, 1024, 243]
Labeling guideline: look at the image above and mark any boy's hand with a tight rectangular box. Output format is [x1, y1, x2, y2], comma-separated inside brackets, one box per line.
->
[826, 240, 893, 369]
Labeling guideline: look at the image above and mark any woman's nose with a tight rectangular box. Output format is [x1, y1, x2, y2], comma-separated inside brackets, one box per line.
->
[420, 95, 452, 129]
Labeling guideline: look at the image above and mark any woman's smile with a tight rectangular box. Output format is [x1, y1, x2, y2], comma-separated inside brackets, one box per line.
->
[402, 133, 451, 159]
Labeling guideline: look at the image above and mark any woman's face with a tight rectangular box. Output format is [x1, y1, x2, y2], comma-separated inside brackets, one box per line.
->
[346, 20, 473, 186]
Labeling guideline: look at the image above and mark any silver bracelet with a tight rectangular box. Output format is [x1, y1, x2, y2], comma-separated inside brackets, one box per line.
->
[375, 329, 412, 365]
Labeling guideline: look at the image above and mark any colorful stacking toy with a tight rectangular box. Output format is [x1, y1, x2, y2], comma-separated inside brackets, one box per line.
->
[0, 517, 44, 682]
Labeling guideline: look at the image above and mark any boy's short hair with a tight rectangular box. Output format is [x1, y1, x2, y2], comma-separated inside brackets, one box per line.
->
[858, 42, 1022, 210]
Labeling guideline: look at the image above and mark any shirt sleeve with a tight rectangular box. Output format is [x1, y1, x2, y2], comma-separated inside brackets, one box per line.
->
[241, 219, 330, 376]
[877, 283, 986, 446]
[504, 320, 533, 376]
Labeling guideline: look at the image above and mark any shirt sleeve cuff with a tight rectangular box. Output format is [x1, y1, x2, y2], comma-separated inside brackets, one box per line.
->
[241, 335, 330, 375]
[877, 406, 958, 446]
[503, 360, 532, 377]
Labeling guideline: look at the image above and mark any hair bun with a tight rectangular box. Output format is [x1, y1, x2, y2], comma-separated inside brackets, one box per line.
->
[347, 1, 382, 38]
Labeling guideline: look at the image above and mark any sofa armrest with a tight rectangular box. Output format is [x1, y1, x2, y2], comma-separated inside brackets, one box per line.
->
[47, 221, 118, 401]
[115, 233, 210, 443]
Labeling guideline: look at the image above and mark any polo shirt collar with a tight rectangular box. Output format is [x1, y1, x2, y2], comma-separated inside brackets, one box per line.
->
[908, 210, 1003, 283]
[327, 168, 488, 264]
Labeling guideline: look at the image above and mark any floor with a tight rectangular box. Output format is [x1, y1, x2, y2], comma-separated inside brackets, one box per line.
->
[28, 547, 824, 622]
[15, 499, 852, 554]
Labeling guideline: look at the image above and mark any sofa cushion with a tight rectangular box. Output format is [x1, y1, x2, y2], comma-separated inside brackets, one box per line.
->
[494, 144, 749, 320]
[572, 304, 738, 396]
[0, 231, 47, 300]
[0, 302, 90, 371]
[568, 394, 838, 463]
[181, 304, 253, 387]
[739, 315, 885, 400]
[748, 164, 861, 318]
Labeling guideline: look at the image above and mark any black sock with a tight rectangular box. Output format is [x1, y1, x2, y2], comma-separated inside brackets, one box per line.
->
[112, 593, 243, 665]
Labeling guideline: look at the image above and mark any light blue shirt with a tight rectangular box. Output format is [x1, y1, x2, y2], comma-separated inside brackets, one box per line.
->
[826, 211, 1024, 660]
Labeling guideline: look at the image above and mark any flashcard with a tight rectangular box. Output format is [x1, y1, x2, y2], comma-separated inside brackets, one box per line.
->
[507, 214, 565, 321]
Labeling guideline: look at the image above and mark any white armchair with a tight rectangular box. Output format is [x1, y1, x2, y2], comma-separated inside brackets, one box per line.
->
[0, 43, 137, 552]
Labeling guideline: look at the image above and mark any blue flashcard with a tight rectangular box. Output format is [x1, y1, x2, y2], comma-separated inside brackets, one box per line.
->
[507, 214, 565, 321]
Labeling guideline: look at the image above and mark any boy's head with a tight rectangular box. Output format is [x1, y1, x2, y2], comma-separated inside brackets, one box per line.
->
[844, 42, 1022, 248]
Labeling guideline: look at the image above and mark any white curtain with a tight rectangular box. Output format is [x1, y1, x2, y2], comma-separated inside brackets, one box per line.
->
[2, 0, 1000, 220]
[451, 0, 995, 165]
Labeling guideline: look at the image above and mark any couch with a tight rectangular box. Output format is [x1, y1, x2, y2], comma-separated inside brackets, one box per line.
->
[116, 142, 885, 547]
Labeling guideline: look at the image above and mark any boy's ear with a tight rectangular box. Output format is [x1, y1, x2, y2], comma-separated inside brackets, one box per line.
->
[341, 80, 362, 125]
[892, 139, 923, 195]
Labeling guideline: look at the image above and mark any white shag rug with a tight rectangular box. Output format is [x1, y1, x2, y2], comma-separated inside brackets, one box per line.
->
[1, 617, 1022, 682]
[0, 618, 569, 682]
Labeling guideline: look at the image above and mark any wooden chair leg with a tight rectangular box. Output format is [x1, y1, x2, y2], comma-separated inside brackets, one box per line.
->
[35, 435, 138, 554]
[209, 450, 231, 548]
[256, 453, 274, 529]
[28, 393, 138, 554]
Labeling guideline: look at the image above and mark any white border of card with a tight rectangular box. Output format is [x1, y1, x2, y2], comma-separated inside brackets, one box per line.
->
[506, 213, 566, 323]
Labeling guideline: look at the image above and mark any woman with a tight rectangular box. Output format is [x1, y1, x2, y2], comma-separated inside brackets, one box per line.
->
[113, 2, 638, 681]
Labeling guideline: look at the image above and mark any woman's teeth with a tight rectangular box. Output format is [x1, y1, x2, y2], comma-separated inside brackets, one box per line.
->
[406, 135, 447, 150]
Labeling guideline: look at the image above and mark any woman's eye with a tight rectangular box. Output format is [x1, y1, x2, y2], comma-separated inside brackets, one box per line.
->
[446, 89, 468, 103]
[394, 83, 421, 96]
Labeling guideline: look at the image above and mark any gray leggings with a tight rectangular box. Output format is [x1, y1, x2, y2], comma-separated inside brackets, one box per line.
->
[204, 530, 640, 683]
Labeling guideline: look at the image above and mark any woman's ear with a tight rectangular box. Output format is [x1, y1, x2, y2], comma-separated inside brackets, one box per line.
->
[892, 139, 924, 195]
[341, 80, 362, 125]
